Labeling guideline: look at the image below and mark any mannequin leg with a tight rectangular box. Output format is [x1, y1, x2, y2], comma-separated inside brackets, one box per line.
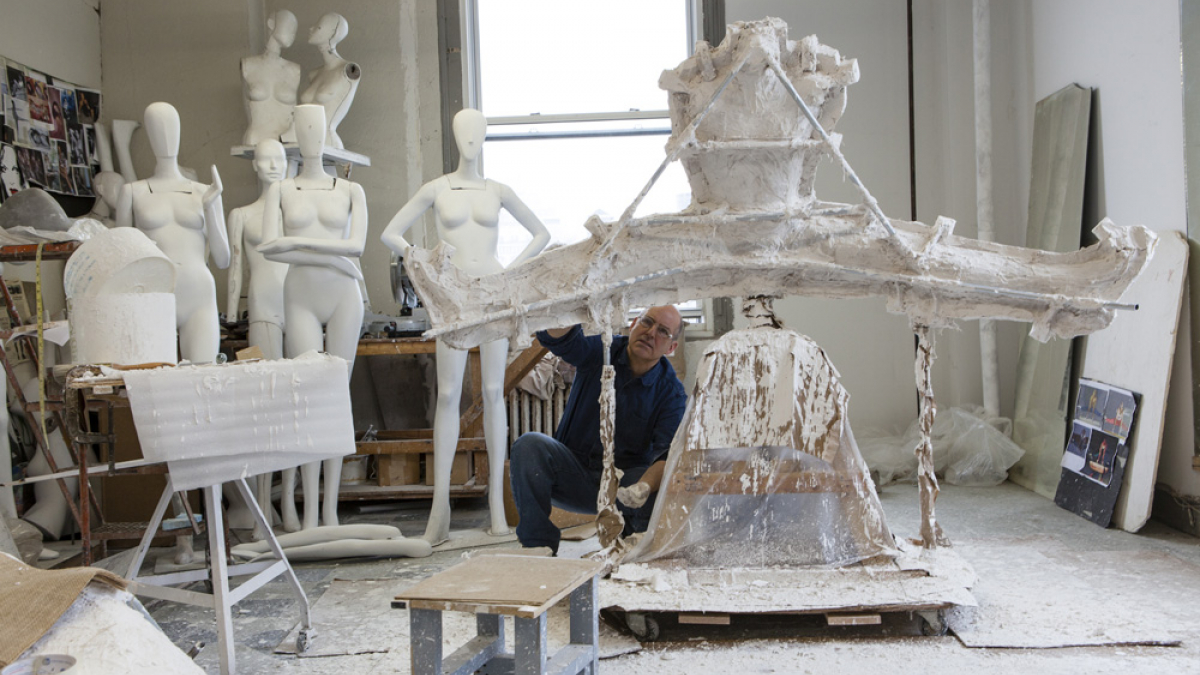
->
[247, 321, 284, 540]
[280, 467, 300, 532]
[300, 461, 320, 530]
[479, 339, 510, 535]
[284, 306, 326, 530]
[178, 301, 221, 364]
[425, 341, 470, 545]
[320, 288, 362, 528]
[247, 321, 285, 362]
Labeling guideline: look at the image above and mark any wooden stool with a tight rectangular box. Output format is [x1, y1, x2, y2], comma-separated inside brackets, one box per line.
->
[394, 555, 604, 675]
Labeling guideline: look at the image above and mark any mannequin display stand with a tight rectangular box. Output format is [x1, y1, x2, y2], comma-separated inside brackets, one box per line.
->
[229, 143, 370, 170]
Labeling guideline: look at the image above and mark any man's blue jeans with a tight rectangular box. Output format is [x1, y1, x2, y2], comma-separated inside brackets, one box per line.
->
[509, 432, 655, 553]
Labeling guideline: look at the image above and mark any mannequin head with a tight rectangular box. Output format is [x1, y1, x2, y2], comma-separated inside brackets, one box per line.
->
[269, 10, 298, 49]
[453, 109, 487, 163]
[253, 139, 287, 184]
[92, 171, 123, 211]
[309, 13, 348, 50]
[294, 105, 326, 159]
[143, 102, 180, 160]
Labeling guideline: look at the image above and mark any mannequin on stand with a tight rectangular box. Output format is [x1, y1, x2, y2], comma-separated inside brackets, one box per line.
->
[296, 13, 360, 150]
[242, 9, 301, 146]
[116, 101, 229, 562]
[260, 104, 366, 530]
[382, 108, 550, 544]
[227, 139, 290, 537]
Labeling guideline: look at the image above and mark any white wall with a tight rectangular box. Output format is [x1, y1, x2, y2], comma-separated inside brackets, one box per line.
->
[99, 0, 444, 316]
[0, 0, 101, 88]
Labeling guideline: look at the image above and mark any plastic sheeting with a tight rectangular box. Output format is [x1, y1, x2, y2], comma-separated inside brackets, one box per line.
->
[625, 328, 897, 568]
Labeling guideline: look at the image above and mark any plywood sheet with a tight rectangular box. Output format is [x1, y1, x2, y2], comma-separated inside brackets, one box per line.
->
[395, 556, 603, 610]
[1080, 231, 1188, 531]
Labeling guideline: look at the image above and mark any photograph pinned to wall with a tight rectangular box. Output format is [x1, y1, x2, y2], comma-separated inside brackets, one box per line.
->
[47, 86, 65, 141]
[1055, 378, 1140, 527]
[59, 88, 77, 125]
[9, 97, 30, 146]
[84, 124, 96, 162]
[76, 88, 99, 125]
[27, 123, 49, 152]
[51, 139, 72, 194]
[1, 143, 26, 199]
[44, 142, 62, 192]
[67, 124, 85, 165]
[6, 64, 26, 102]
[25, 72, 49, 123]
[72, 166, 93, 197]
[16, 145, 45, 187]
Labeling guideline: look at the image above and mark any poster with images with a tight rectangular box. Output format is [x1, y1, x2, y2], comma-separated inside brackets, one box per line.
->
[1, 143, 25, 197]
[1055, 378, 1140, 527]
[0, 55, 100, 200]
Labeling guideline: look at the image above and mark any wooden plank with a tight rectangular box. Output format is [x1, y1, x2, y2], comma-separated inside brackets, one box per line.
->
[678, 612, 730, 625]
[826, 613, 881, 626]
[1084, 232, 1188, 532]
[355, 437, 485, 456]
[395, 556, 604, 618]
[335, 482, 486, 501]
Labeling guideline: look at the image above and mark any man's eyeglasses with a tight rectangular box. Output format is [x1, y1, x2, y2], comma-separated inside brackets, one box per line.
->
[636, 315, 676, 341]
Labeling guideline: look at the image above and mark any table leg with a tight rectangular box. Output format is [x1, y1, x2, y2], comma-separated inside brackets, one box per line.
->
[411, 608, 444, 675]
[514, 614, 547, 675]
[569, 576, 599, 674]
[205, 485, 236, 675]
[478, 612, 505, 652]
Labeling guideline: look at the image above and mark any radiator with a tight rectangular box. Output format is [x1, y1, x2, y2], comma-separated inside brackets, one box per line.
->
[508, 388, 566, 446]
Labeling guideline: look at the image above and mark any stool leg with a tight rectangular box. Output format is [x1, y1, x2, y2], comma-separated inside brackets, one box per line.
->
[478, 612, 506, 653]
[569, 576, 600, 674]
[205, 485, 236, 675]
[411, 608, 443, 675]
[514, 614, 547, 675]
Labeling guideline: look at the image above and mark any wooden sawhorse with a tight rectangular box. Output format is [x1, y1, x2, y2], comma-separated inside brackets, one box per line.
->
[394, 555, 604, 675]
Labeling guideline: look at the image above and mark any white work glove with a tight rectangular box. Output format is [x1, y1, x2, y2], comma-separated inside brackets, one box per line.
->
[616, 481, 652, 509]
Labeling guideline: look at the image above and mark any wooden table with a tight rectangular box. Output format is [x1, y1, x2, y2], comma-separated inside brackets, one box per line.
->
[394, 555, 604, 675]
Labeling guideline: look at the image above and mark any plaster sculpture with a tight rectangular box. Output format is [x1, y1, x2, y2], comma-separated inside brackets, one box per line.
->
[260, 104, 367, 530]
[242, 10, 302, 146]
[402, 19, 1156, 557]
[115, 102, 230, 364]
[382, 108, 550, 544]
[227, 139, 290, 538]
[296, 13, 360, 150]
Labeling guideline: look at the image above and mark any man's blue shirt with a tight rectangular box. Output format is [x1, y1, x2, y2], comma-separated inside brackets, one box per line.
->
[536, 326, 688, 473]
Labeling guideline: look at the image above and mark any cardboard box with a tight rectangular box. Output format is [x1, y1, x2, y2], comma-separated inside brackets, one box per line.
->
[377, 454, 420, 487]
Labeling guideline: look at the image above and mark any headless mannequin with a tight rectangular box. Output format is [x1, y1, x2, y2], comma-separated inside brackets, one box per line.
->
[227, 139, 290, 537]
[382, 108, 550, 544]
[115, 102, 229, 562]
[260, 104, 366, 530]
[242, 10, 301, 146]
[295, 13, 360, 150]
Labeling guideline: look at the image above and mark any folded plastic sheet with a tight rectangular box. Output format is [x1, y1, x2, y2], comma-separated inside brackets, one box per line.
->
[122, 353, 355, 491]
[626, 328, 897, 568]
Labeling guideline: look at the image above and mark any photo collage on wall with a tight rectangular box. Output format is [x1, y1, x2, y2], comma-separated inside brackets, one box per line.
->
[1062, 378, 1137, 488]
[1, 55, 101, 202]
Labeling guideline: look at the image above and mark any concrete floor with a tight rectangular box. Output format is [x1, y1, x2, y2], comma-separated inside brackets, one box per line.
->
[132, 481, 1200, 674]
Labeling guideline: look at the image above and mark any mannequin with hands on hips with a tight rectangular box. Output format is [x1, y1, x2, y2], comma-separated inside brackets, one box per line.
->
[295, 12, 360, 150]
[381, 107, 550, 545]
[242, 9, 302, 146]
[227, 138, 291, 537]
[260, 104, 367, 530]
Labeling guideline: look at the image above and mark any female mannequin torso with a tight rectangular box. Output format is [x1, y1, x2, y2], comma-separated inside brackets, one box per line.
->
[242, 10, 301, 146]
[298, 13, 360, 150]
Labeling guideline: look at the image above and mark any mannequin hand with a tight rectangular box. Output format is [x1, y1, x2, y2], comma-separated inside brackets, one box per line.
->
[203, 165, 223, 207]
[616, 481, 652, 509]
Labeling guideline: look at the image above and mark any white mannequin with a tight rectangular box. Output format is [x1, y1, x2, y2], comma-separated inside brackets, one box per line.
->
[297, 13, 360, 150]
[260, 104, 366, 530]
[116, 102, 230, 363]
[227, 139, 290, 537]
[382, 108, 550, 544]
[242, 9, 301, 146]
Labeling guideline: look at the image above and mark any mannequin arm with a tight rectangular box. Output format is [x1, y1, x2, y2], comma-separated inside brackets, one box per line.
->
[260, 182, 283, 246]
[499, 183, 550, 268]
[114, 183, 134, 228]
[203, 167, 231, 269]
[380, 180, 438, 255]
[258, 234, 362, 257]
[263, 249, 362, 281]
[225, 209, 245, 320]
